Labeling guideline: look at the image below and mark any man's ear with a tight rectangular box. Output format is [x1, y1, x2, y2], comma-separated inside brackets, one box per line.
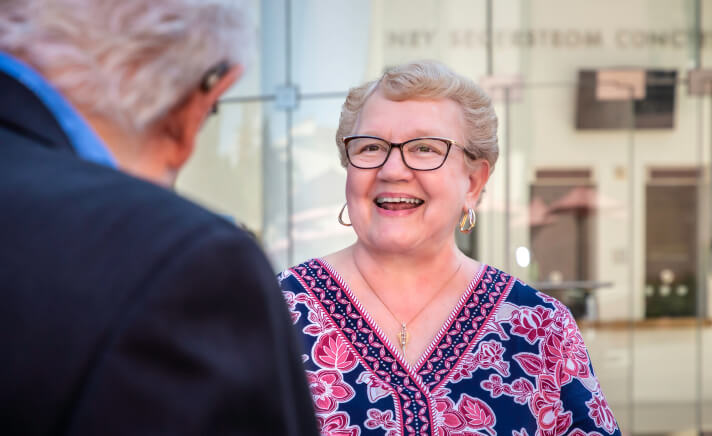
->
[465, 159, 491, 207]
[163, 64, 244, 170]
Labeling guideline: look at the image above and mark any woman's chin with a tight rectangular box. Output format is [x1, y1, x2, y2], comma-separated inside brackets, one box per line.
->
[374, 204, 422, 217]
[358, 229, 424, 255]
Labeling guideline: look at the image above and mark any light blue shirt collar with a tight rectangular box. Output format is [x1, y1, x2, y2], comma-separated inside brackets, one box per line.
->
[0, 51, 117, 168]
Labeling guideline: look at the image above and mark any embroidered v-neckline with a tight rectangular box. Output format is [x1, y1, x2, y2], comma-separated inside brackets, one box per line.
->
[289, 259, 513, 434]
[314, 258, 487, 373]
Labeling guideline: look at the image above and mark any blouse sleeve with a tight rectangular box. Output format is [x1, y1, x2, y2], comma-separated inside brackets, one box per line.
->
[550, 303, 622, 436]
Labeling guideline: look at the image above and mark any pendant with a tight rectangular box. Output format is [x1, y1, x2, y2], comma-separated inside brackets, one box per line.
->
[399, 323, 409, 353]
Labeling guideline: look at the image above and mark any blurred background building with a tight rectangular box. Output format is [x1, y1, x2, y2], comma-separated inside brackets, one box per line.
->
[176, 1, 712, 434]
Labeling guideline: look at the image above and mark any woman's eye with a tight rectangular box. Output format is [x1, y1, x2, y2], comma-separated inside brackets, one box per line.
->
[408, 140, 446, 155]
[355, 142, 387, 154]
[411, 143, 439, 154]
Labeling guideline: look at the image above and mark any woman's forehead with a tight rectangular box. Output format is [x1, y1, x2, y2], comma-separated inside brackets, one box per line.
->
[354, 93, 466, 140]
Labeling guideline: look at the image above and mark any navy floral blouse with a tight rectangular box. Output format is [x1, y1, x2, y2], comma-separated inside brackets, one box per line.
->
[279, 259, 621, 436]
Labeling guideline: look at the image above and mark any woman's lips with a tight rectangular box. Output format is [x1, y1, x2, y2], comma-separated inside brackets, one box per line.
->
[374, 195, 424, 211]
[378, 202, 422, 211]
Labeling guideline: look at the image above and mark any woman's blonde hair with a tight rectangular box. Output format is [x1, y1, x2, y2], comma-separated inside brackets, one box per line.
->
[336, 60, 499, 171]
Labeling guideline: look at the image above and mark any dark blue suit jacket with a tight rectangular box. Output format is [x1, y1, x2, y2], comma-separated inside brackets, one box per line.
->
[0, 65, 318, 435]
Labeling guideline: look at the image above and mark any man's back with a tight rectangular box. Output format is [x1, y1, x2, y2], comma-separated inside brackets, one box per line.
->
[0, 79, 317, 435]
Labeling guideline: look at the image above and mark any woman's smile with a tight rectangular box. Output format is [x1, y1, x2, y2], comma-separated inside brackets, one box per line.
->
[374, 193, 424, 211]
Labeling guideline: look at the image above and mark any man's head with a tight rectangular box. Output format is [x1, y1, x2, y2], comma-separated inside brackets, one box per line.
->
[0, 0, 252, 186]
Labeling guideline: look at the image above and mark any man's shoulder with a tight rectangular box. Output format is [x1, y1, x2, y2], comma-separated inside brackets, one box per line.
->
[5, 139, 235, 234]
[0, 139, 259, 285]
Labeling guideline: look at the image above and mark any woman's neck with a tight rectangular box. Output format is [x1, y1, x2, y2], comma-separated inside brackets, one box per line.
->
[349, 240, 467, 292]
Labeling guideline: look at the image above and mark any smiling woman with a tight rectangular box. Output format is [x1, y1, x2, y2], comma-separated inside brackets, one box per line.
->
[278, 60, 621, 436]
[342, 92, 486, 261]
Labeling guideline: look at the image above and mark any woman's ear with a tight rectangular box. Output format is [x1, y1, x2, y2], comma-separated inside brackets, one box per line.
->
[465, 159, 491, 207]
[162, 64, 244, 170]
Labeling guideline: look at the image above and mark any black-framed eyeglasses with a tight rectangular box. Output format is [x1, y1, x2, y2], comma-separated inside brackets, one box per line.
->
[343, 135, 476, 171]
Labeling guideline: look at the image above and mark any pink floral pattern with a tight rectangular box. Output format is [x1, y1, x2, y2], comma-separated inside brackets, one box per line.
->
[283, 291, 302, 324]
[535, 400, 572, 436]
[355, 372, 392, 403]
[457, 394, 497, 435]
[543, 325, 591, 386]
[364, 408, 399, 436]
[317, 412, 361, 436]
[452, 340, 510, 383]
[313, 331, 359, 372]
[586, 392, 618, 435]
[510, 306, 556, 344]
[475, 340, 510, 376]
[307, 369, 356, 415]
[280, 261, 620, 436]
[303, 308, 334, 337]
[433, 389, 467, 436]
[431, 388, 499, 436]
[481, 374, 535, 405]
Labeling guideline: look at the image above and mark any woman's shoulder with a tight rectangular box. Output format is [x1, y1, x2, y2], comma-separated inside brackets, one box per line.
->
[277, 258, 319, 287]
[278, 249, 353, 286]
[277, 259, 327, 324]
[277, 257, 345, 294]
[482, 264, 573, 316]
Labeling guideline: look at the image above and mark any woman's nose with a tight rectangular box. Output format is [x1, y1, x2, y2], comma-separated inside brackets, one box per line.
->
[378, 146, 413, 179]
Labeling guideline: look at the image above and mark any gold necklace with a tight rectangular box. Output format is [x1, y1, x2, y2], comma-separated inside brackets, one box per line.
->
[353, 257, 463, 354]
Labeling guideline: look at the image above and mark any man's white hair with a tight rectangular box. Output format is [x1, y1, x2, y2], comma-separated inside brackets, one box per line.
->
[0, 0, 253, 133]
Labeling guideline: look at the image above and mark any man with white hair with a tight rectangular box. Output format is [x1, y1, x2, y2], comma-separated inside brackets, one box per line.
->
[0, 1, 318, 435]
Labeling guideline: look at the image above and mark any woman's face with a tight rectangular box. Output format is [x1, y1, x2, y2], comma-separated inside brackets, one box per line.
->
[345, 90, 490, 257]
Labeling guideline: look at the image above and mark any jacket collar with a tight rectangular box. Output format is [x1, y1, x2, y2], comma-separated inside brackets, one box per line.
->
[0, 51, 117, 168]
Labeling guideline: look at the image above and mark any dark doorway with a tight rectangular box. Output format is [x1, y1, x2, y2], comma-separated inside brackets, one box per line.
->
[645, 168, 699, 318]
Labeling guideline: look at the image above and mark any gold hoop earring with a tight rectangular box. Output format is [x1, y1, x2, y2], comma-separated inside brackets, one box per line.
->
[459, 208, 476, 233]
[338, 203, 352, 227]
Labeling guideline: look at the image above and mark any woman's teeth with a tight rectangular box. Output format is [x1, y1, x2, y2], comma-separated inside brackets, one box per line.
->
[376, 197, 423, 204]
[375, 197, 424, 210]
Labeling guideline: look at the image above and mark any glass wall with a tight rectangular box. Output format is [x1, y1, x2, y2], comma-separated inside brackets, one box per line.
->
[176, 0, 712, 433]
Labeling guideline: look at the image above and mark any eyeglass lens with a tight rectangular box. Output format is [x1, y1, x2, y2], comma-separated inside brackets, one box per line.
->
[346, 137, 450, 170]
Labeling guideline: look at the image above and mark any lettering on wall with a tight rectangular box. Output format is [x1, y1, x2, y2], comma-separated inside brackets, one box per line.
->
[386, 29, 712, 49]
